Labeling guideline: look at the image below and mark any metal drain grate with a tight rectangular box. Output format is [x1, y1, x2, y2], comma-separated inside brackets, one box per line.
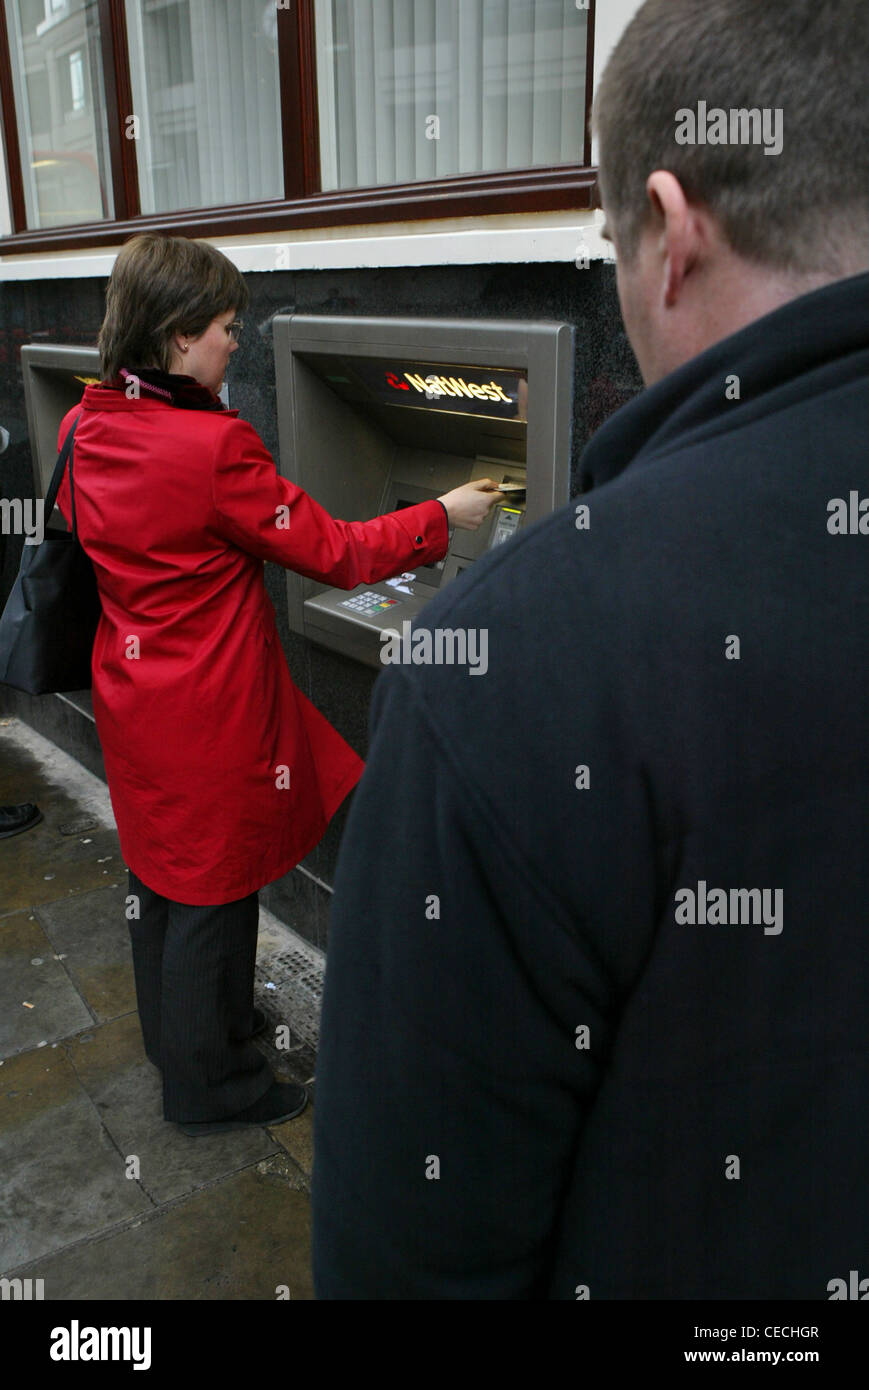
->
[254, 909, 325, 1052]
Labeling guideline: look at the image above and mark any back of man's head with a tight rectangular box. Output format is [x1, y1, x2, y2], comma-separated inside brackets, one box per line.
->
[595, 0, 869, 276]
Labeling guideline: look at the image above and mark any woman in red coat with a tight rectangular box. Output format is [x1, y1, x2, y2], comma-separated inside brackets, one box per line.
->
[56, 233, 502, 1135]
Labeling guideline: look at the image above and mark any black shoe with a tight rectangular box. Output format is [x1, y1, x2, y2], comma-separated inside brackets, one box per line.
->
[0, 803, 43, 839]
[176, 1080, 308, 1136]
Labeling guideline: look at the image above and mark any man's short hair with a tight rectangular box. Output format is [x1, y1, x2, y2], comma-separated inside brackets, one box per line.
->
[594, 0, 869, 273]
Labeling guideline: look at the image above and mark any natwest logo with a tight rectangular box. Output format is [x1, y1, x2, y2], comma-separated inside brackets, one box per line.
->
[353, 358, 524, 418]
[387, 370, 513, 404]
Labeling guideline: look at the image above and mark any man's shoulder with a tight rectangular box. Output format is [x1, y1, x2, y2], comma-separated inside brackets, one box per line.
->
[377, 469, 659, 734]
[416, 445, 715, 634]
[387, 417, 802, 722]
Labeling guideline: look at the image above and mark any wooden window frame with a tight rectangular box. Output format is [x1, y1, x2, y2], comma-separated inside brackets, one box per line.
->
[0, 0, 598, 255]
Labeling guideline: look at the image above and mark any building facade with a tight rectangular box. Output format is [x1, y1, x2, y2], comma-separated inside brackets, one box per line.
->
[0, 0, 644, 948]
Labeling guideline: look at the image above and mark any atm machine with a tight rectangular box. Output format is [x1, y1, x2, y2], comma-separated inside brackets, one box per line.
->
[21, 344, 102, 502]
[274, 315, 574, 668]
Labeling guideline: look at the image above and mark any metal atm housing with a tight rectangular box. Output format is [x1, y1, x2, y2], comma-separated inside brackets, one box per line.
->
[274, 315, 573, 667]
[21, 344, 102, 503]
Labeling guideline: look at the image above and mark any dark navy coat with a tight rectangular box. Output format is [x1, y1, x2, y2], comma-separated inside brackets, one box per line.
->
[313, 271, 869, 1298]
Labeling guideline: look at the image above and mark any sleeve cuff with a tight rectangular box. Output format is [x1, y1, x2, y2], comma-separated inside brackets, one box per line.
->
[388, 498, 451, 568]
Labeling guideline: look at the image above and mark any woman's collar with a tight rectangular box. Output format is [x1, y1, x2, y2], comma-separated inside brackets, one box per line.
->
[112, 367, 226, 411]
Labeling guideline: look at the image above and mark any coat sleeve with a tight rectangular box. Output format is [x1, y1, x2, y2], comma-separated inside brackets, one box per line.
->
[211, 417, 449, 586]
[311, 666, 612, 1299]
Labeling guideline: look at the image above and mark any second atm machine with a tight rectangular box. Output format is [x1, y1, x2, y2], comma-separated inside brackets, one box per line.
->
[274, 315, 574, 667]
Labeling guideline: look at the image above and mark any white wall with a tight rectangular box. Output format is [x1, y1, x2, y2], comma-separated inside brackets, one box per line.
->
[591, 0, 646, 162]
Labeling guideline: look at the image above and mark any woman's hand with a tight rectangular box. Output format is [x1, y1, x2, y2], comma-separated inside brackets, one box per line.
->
[437, 479, 505, 531]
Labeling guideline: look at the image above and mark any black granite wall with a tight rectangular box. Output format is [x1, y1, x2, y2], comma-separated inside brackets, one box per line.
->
[0, 260, 642, 948]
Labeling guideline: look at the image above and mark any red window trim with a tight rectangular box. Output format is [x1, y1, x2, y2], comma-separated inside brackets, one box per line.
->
[97, 0, 139, 220]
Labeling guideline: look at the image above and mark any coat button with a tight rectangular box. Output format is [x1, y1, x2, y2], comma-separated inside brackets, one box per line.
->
[415, 535, 423, 544]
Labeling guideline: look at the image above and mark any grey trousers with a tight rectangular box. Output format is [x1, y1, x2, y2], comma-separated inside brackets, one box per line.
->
[126, 869, 272, 1122]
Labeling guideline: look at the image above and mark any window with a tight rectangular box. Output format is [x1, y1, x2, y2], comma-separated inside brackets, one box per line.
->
[0, 0, 596, 250]
[4, 0, 114, 227]
[125, 0, 283, 214]
[68, 48, 85, 112]
[36, 0, 71, 38]
[315, 0, 587, 190]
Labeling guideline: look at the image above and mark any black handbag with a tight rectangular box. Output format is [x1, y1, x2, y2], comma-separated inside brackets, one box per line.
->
[0, 416, 101, 694]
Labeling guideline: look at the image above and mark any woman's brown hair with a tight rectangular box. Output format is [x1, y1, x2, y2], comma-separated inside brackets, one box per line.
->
[98, 233, 250, 380]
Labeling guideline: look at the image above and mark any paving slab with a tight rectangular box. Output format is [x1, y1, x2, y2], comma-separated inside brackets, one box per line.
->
[65, 1015, 280, 1206]
[0, 716, 318, 1299]
[0, 819, 123, 914]
[0, 1046, 153, 1271]
[35, 883, 137, 1023]
[0, 911, 94, 1057]
[0, 716, 106, 816]
[0, 721, 121, 913]
[270, 1098, 314, 1183]
[12, 1154, 315, 1299]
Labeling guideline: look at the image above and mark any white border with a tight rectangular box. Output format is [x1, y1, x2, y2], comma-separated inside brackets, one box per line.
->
[0, 211, 615, 281]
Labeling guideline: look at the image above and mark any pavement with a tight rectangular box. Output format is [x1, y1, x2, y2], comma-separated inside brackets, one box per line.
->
[0, 715, 318, 1300]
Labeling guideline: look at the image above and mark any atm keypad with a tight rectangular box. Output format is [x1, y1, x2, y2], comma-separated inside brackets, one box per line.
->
[339, 590, 403, 614]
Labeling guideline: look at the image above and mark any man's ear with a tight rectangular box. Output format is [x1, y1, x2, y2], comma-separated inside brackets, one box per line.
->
[646, 171, 705, 308]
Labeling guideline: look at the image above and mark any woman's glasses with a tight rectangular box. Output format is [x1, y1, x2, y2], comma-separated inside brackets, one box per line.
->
[224, 320, 244, 342]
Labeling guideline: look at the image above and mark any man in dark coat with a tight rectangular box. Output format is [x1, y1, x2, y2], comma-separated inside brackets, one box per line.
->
[312, 0, 869, 1298]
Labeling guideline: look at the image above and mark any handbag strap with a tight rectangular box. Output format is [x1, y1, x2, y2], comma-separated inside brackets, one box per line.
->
[43, 415, 82, 538]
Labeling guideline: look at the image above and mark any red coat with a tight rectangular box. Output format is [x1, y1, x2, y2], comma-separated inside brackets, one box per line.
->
[55, 384, 448, 905]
